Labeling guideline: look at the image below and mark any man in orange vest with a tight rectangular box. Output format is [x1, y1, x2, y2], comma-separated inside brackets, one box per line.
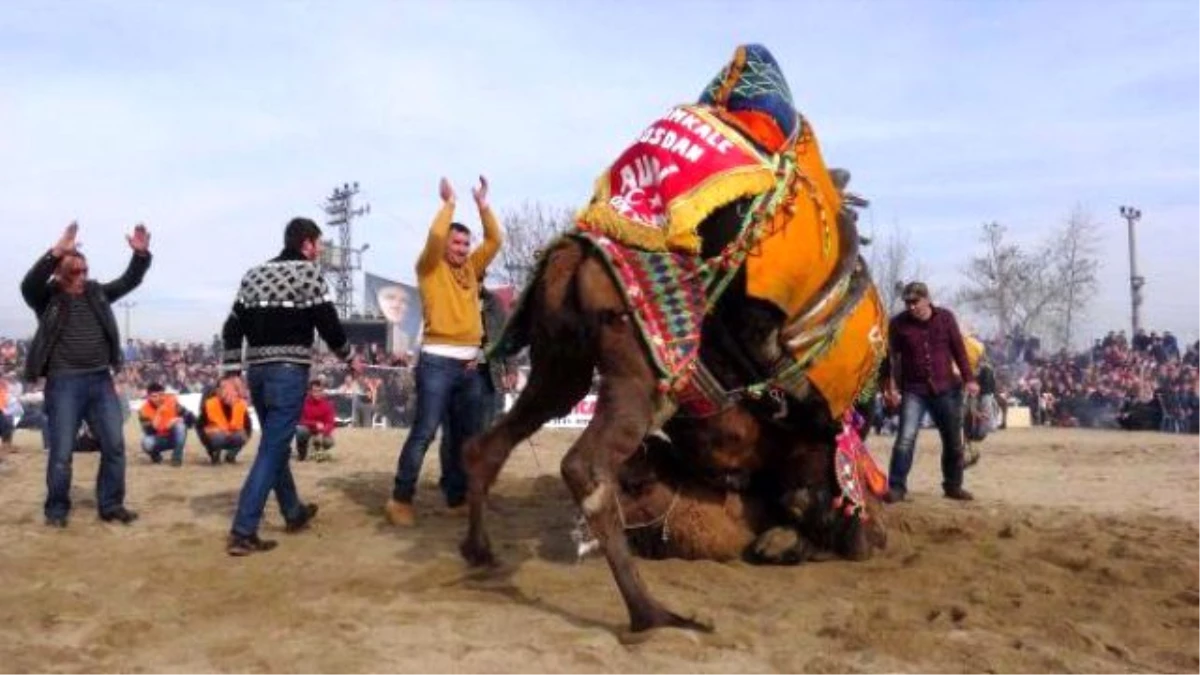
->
[198, 375, 254, 465]
[138, 383, 194, 467]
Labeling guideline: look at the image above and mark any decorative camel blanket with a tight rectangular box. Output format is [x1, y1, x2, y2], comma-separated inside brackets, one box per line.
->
[833, 409, 888, 519]
[574, 231, 710, 394]
[576, 104, 775, 255]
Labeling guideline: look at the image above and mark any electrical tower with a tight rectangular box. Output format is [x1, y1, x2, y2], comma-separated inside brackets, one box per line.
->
[321, 182, 371, 318]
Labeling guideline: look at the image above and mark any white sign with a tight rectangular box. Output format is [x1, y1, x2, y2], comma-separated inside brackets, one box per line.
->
[503, 393, 597, 429]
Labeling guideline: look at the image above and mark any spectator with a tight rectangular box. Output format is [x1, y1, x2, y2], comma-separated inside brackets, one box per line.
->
[880, 281, 979, 503]
[21, 222, 150, 528]
[138, 382, 194, 466]
[386, 176, 502, 527]
[296, 379, 336, 462]
[198, 375, 253, 464]
[219, 216, 360, 557]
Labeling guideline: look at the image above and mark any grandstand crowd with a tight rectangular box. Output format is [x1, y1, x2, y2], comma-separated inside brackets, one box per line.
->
[3, 325, 1198, 438]
[0, 336, 419, 433]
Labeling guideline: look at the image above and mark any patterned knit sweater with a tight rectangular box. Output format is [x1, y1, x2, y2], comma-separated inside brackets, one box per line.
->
[220, 249, 350, 374]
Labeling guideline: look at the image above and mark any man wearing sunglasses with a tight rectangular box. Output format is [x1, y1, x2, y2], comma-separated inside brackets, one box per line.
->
[21, 222, 152, 528]
[880, 281, 979, 503]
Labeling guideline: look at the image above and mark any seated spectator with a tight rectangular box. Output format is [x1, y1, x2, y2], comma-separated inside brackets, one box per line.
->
[138, 383, 194, 466]
[296, 379, 336, 462]
[0, 377, 18, 447]
[198, 376, 254, 464]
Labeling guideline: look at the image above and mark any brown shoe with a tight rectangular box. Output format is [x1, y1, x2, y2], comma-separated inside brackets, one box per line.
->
[944, 487, 975, 501]
[385, 498, 416, 527]
[227, 533, 278, 557]
[882, 489, 906, 504]
[443, 503, 469, 517]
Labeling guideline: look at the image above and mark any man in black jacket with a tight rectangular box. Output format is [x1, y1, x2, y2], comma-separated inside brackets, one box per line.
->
[21, 221, 151, 527]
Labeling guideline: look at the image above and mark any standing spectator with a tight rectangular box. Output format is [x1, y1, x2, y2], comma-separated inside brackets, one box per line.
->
[198, 375, 253, 464]
[21, 222, 151, 527]
[220, 217, 360, 556]
[880, 281, 979, 503]
[296, 379, 336, 462]
[138, 383, 194, 466]
[386, 176, 502, 527]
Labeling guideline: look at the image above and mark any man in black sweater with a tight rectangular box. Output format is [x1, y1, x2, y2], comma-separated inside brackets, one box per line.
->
[220, 217, 360, 556]
[21, 222, 151, 528]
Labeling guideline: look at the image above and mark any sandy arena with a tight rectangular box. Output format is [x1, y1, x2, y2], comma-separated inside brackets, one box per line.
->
[0, 424, 1196, 673]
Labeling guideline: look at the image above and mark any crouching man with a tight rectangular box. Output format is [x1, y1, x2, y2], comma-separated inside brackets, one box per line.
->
[296, 378, 335, 462]
[198, 375, 254, 464]
[138, 383, 194, 466]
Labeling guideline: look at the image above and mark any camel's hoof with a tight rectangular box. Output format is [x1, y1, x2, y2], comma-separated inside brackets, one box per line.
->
[459, 539, 497, 568]
[747, 526, 815, 566]
[630, 609, 714, 635]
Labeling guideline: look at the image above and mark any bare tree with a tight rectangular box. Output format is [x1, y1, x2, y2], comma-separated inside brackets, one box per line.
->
[1049, 205, 1102, 351]
[866, 219, 925, 315]
[494, 201, 573, 289]
[956, 221, 1060, 339]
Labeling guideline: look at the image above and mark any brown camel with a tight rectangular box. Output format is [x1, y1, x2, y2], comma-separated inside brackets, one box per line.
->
[459, 203, 884, 631]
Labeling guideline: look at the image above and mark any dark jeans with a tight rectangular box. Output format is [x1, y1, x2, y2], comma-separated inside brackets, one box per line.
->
[393, 353, 485, 506]
[43, 370, 127, 519]
[887, 388, 966, 496]
[231, 363, 308, 537]
[0, 412, 12, 444]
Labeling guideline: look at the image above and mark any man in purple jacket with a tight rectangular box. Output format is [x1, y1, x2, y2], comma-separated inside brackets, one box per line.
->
[881, 281, 979, 503]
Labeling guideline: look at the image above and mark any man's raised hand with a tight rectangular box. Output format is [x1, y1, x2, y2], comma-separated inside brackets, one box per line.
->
[127, 223, 151, 253]
[472, 175, 489, 209]
[52, 222, 79, 257]
[439, 177, 456, 205]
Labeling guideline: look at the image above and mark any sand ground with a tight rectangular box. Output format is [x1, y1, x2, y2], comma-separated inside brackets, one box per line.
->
[0, 423, 1196, 673]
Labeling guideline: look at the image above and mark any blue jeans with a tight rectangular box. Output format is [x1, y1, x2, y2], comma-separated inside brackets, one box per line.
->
[393, 353, 485, 506]
[887, 389, 966, 496]
[141, 420, 187, 463]
[231, 363, 308, 537]
[43, 370, 127, 519]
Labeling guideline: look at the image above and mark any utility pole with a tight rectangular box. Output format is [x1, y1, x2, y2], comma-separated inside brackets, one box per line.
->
[321, 182, 371, 318]
[117, 301, 137, 339]
[1118, 206, 1144, 336]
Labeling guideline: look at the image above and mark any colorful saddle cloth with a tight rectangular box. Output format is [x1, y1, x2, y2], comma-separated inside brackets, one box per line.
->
[577, 104, 774, 255]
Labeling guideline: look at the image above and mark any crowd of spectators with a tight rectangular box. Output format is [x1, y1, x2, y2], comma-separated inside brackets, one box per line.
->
[1, 336, 419, 429]
[987, 328, 1199, 433]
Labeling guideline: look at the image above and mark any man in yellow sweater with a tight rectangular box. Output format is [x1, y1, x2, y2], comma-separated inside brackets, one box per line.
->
[386, 176, 502, 526]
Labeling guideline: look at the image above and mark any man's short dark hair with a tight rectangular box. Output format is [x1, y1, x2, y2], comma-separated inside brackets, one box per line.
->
[284, 218, 323, 252]
[147, 382, 165, 394]
[449, 222, 471, 237]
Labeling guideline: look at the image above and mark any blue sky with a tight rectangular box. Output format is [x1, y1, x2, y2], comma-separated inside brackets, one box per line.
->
[1, 0, 1196, 344]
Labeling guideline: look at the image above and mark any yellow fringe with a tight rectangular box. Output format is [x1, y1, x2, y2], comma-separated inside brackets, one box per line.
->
[665, 167, 775, 253]
[577, 200, 669, 251]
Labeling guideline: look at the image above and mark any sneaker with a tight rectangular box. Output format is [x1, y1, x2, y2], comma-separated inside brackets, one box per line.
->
[100, 507, 139, 524]
[227, 533, 278, 557]
[45, 515, 68, 528]
[207, 448, 220, 465]
[170, 458, 183, 467]
[384, 498, 416, 527]
[150, 452, 163, 464]
[224, 452, 237, 464]
[882, 489, 906, 504]
[285, 503, 319, 533]
[944, 487, 975, 501]
[443, 503, 469, 517]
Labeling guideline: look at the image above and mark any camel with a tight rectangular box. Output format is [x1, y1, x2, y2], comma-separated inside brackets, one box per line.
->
[461, 44, 887, 633]
[460, 200, 886, 633]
